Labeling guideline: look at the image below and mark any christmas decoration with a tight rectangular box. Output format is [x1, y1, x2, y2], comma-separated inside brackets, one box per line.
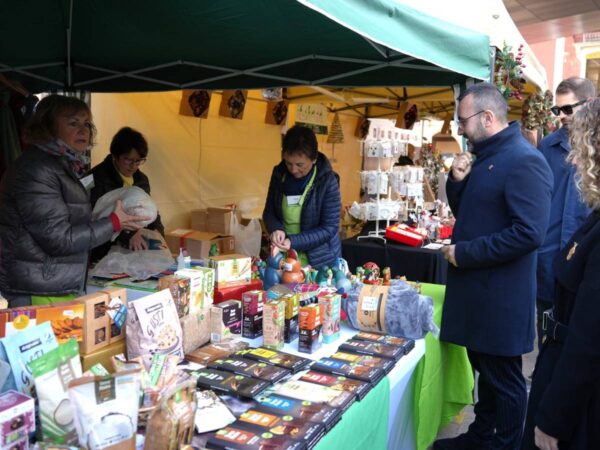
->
[494, 43, 526, 101]
[327, 112, 344, 144]
[419, 143, 443, 198]
[522, 90, 559, 136]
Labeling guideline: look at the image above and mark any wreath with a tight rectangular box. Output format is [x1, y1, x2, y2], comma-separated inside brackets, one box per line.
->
[522, 90, 559, 136]
[494, 43, 526, 101]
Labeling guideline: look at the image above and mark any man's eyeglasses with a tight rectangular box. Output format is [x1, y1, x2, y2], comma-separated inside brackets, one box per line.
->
[457, 110, 485, 127]
[550, 100, 587, 116]
[122, 156, 147, 166]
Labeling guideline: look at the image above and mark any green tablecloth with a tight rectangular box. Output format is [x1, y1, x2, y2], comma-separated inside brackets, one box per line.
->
[315, 376, 390, 450]
[413, 283, 474, 450]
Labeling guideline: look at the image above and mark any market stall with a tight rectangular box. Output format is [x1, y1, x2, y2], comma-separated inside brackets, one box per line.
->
[0, 1, 489, 449]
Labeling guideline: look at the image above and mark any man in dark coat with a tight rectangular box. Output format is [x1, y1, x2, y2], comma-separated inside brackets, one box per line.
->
[434, 83, 553, 450]
[535, 77, 595, 351]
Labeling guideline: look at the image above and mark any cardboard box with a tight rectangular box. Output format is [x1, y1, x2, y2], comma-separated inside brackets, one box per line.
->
[0, 390, 35, 448]
[214, 279, 263, 305]
[158, 275, 191, 317]
[242, 290, 265, 315]
[180, 307, 210, 354]
[263, 300, 285, 350]
[298, 326, 322, 354]
[175, 267, 214, 313]
[242, 312, 263, 339]
[319, 294, 341, 344]
[210, 300, 242, 343]
[76, 288, 127, 355]
[165, 229, 235, 259]
[0, 302, 85, 344]
[191, 207, 242, 235]
[80, 340, 126, 373]
[209, 253, 252, 289]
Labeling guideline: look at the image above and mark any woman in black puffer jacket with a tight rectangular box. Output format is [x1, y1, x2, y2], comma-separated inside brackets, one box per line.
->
[0, 95, 146, 307]
[263, 125, 341, 269]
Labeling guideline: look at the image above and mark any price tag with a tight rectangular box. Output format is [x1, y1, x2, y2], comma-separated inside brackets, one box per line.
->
[361, 296, 379, 312]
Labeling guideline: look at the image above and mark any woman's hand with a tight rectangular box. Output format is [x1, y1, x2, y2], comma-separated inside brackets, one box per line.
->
[270, 230, 286, 247]
[113, 200, 150, 231]
[128, 229, 148, 251]
[275, 238, 291, 251]
[534, 427, 559, 450]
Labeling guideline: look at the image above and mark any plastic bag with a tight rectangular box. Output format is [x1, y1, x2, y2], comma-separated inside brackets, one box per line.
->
[90, 230, 174, 280]
[230, 214, 261, 257]
[92, 186, 158, 239]
[343, 279, 439, 339]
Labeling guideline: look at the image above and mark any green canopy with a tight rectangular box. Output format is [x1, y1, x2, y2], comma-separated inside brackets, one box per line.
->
[0, 0, 490, 93]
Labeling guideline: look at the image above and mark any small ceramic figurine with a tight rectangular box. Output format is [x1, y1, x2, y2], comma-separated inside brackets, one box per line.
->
[382, 267, 391, 285]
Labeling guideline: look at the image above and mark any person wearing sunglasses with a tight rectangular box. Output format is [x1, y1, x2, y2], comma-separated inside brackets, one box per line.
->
[435, 83, 553, 450]
[533, 78, 596, 358]
[90, 127, 164, 260]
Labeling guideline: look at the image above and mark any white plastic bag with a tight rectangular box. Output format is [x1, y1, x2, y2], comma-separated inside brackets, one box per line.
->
[230, 214, 261, 257]
[92, 186, 158, 239]
[90, 230, 174, 280]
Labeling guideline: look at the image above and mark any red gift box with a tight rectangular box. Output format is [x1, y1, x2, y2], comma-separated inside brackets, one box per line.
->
[438, 224, 454, 240]
[214, 279, 263, 304]
[385, 224, 427, 247]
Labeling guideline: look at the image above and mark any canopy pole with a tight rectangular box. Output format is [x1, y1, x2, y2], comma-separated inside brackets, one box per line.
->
[66, 0, 73, 88]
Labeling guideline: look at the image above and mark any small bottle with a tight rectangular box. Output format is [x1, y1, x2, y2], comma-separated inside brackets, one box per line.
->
[183, 250, 192, 269]
[177, 248, 186, 271]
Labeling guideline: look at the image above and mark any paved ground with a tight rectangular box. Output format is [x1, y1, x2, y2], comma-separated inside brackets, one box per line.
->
[430, 339, 539, 448]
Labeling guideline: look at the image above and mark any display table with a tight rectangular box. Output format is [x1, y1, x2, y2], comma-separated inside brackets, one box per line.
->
[88, 281, 472, 450]
[242, 324, 426, 450]
[342, 236, 448, 284]
[413, 283, 474, 450]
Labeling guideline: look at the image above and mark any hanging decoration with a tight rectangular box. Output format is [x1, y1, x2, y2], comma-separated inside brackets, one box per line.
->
[419, 143, 443, 200]
[219, 90, 247, 119]
[327, 113, 344, 144]
[522, 90, 559, 136]
[261, 88, 283, 102]
[494, 42, 526, 101]
[403, 104, 418, 130]
[179, 90, 211, 118]
[265, 100, 289, 125]
[354, 117, 370, 139]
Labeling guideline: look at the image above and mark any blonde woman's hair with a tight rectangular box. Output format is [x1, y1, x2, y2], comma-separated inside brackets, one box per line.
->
[24, 94, 96, 146]
[567, 97, 600, 210]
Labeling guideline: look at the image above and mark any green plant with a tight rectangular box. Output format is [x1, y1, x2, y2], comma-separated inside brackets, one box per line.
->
[495, 43, 526, 101]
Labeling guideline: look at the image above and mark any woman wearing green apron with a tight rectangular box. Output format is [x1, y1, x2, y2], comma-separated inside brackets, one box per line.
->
[263, 126, 341, 269]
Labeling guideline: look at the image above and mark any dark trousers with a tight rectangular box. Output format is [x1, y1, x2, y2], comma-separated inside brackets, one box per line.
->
[467, 349, 527, 450]
[536, 298, 552, 352]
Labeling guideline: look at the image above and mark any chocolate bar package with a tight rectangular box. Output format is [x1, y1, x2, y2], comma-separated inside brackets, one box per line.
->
[206, 425, 306, 450]
[238, 347, 311, 373]
[330, 351, 395, 374]
[236, 410, 325, 450]
[297, 370, 371, 401]
[353, 331, 415, 354]
[266, 380, 355, 413]
[338, 338, 404, 361]
[195, 368, 269, 398]
[311, 358, 385, 386]
[253, 393, 341, 431]
[209, 356, 291, 384]
[243, 313, 263, 339]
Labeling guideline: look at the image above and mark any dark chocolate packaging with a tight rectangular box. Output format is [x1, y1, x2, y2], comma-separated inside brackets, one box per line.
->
[195, 368, 269, 398]
[209, 356, 291, 384]
[339, 338, 404, 361]
[298, 370, 371, 400]
[238, 347, 311, 373]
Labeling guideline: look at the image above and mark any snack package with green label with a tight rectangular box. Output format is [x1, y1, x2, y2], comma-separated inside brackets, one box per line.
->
[67, 369, 141, 450]
[29, 338, 82, 444]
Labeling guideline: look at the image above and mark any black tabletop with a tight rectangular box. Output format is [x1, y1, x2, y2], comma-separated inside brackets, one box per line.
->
[341, 234, 448, 284]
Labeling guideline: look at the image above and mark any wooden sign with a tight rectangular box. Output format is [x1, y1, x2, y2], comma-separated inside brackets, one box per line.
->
[265, 100, 289, 125]
[219, 90, 248, 119]
[179, 90, 211, 118]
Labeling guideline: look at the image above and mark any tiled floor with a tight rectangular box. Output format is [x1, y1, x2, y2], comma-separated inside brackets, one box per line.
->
[429, 339, 540, 448]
